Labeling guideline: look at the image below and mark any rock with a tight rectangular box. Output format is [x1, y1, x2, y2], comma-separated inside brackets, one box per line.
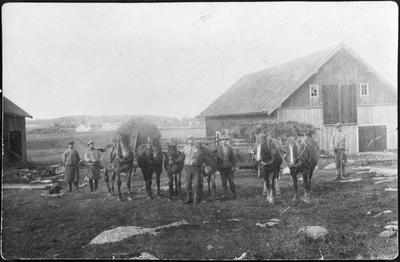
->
[379, 230, 397, 238]
[130, 252, 158, 260]
[388, 221, 398, 225]
[324, 163, 337, 170]
[297, 226, 329, 240]
[384, 225, 398, 231]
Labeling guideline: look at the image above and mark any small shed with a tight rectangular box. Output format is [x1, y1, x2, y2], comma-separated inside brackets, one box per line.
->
[3, 97, 33, 167]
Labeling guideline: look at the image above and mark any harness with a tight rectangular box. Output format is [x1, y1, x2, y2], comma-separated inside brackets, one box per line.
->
[137, 143, 162, 164]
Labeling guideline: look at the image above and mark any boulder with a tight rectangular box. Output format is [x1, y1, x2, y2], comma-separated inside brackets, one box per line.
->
[297, 226, 329, 240]
[379, 230, 397, 238]
[324, 163, 336, 170]
[388, 221, 398, 225]
[384, 225, 398, 231]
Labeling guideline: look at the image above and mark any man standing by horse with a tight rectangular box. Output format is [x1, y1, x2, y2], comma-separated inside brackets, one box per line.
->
[331, 123, 348, 180]
[215, 135, 237, 199]
[179, 135, 203, 205]
[62, 141, 81, 192]
[85, 141, 102, 192]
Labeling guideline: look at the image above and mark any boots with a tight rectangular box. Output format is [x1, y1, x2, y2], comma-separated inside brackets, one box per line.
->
[193, 192, 201, 205]
[68, 183, 72, 192]
[221, 188, 227, 199]
[183, 193, 192, 204]
[75, 182, 80, 192]
[232, 188, 237, 199]
[89, 179, 94, 192]
[94, 179, 98, 191]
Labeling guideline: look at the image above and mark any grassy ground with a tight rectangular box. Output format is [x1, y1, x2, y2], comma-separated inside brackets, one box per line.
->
[2, 164, 398, 259]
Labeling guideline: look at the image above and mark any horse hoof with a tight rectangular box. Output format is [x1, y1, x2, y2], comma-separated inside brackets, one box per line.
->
[262, 192, 267, 196]
[128, 197, 133, 201]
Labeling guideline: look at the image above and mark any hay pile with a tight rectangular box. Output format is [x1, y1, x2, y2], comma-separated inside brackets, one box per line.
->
[230, 120, 317, 142]
[114, 118, 161, 150]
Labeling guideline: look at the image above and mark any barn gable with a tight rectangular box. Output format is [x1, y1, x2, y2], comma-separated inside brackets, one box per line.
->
[198, 43, 396, 117]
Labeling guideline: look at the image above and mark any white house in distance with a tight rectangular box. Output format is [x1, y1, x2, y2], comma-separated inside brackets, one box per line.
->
[188, 121, 200, 128]
[102, 123, 119, 131]
[76, 123, 92, 132]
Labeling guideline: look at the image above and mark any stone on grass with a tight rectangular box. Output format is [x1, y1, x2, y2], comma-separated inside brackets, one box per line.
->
[324, 163, 336, 170]
[130, 252, 158, 260]
[297, 226, 329, 241]
[384, 225, 398, 231]
[388, 221, 398, 225]
[379, 230, 397, 238]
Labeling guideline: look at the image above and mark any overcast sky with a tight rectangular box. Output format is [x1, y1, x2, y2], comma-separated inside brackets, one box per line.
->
[3, 2, 398, 120]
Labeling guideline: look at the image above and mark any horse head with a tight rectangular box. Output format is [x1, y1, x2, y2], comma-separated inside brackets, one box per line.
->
[285, 136, 301, 167]
[166, 141, 179, 165]
[146, 136, 162, 161]
[116, 133, 132, 161]
[255, 133, 268, 162]
[192, 142, 206, 167]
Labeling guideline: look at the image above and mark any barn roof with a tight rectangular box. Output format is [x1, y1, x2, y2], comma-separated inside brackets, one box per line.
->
[3, 97, 33, 118]
[198, 43, 396, 117]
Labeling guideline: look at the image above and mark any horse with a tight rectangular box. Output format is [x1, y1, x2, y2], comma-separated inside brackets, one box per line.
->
[163, 142, 184, 201]
[136, 136, 163, 199]
[255, 133, 284, 204]
[100, 133, 135, 201]
[191, 142, 217, 199]
[285, 136, 319, 203]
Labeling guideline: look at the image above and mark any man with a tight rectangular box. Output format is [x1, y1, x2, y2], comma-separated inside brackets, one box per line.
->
[330, 123, 349, 180]
[215, 135, 237, 199]
[62, 141, 81, 192]
[178, 135, 203, 204]
[85, 141, 102, 192]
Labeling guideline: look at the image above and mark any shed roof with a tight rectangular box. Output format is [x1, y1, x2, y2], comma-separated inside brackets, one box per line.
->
[199, 43, 396, 117]
[3, 97, 33, 118]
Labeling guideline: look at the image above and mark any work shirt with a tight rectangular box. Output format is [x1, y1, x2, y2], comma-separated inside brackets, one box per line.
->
[180, 144, 196, 166]
[331, 131, 348, 150]
[84, 148, 102, 166]
[63, 148, 80, 166]
[216, 144, 236, 169]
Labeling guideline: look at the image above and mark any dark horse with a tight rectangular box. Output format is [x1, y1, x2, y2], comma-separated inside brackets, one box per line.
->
[285, 136, 319, 203]
[191, 142, 217, 198]
[136, 137, 163, 199]
[255, 133, 284, 204]
[162, 142, 184, 200]
[100, 133, 135, 201]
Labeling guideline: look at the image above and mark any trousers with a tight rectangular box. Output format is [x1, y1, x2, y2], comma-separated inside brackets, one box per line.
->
[334, 149, 346, 175]
[184, 165, 203, 195]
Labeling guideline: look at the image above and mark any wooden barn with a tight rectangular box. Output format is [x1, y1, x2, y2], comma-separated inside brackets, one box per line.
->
[3, 96, 33, 167]
[198, 43, 397, 154]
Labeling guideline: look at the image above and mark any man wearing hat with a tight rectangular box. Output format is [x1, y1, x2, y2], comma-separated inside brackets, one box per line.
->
[62, 141, 81, 192]
[178, 135, 202, 204]
[215, 135, 237, 199]
[85, 141, 102, 192]
[330, 123, 349, 180]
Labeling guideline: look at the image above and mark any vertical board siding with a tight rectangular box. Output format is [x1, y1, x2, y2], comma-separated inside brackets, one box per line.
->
[357, 104, 397, 150]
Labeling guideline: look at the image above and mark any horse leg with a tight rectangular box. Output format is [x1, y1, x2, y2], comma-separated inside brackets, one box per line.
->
[291, 169, 299, 202]
[257, 163, 261, 178]
[174, 173, 179, 196]
[301, 170, 310, 203]
[264, 172, 273, 204]
[207, 175, 211, 196]
[127, 167, 133, 201]
[104, 170, 112, 196]
[211, 172, 216, 199]
[178, 172, 183, 201]
[116, 171, 123, 201]
[275, 170, 281, 195]
[111, 171, 116, 195]
[156, 169, 162, 198]
[309, 167, 315, 193]
[168, 172, 174, 200]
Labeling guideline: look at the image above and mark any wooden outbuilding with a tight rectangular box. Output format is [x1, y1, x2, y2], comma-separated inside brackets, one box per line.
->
[198, 43, 397, 154]
[3, 96, 33, 167]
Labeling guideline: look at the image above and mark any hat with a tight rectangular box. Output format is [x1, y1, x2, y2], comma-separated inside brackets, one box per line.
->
[220, 135, 229, 140]
[88, 141, 94, 146]
[67, 141, 74, 145]
[335, 123, 342, 128]
[186, 135, 195, 140]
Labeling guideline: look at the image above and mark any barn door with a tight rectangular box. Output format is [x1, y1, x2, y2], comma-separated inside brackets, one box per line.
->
[9, 131, 22, 163]
[322, 85, 340, 124]
[340, 85, 357, 124]
[322, 84, 357, 124]
[358, 125, 387, 152]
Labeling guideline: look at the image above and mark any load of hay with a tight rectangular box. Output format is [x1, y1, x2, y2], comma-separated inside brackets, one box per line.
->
[230, 120, 317, 143]
[114, 118, 161, 151]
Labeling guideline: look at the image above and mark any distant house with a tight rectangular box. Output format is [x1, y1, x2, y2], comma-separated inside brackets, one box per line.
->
[199, 43, 397, 154]
[188, 121, 200, 128]
[3, 97, 33, 167]
[76, 123, 92, 132]
[102, 123, 119, 131]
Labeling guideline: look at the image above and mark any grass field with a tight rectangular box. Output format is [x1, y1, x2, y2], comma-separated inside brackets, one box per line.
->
[2, 164, 398, 259]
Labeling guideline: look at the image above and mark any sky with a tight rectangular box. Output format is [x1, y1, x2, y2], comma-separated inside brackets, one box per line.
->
[2, 2, 398, 120]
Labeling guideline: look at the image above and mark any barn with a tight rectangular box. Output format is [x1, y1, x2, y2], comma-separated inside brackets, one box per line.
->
[198, 43, 397, 154]
[3, 96, 33, 167]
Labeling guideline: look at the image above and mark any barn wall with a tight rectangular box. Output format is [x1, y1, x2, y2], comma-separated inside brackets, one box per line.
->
[205, 112, 276, 137]
[3, 114, 27, 166]
[281, 48, 397, 109]
[357, 104, 398, 150]
[277, 104, 397, 153]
